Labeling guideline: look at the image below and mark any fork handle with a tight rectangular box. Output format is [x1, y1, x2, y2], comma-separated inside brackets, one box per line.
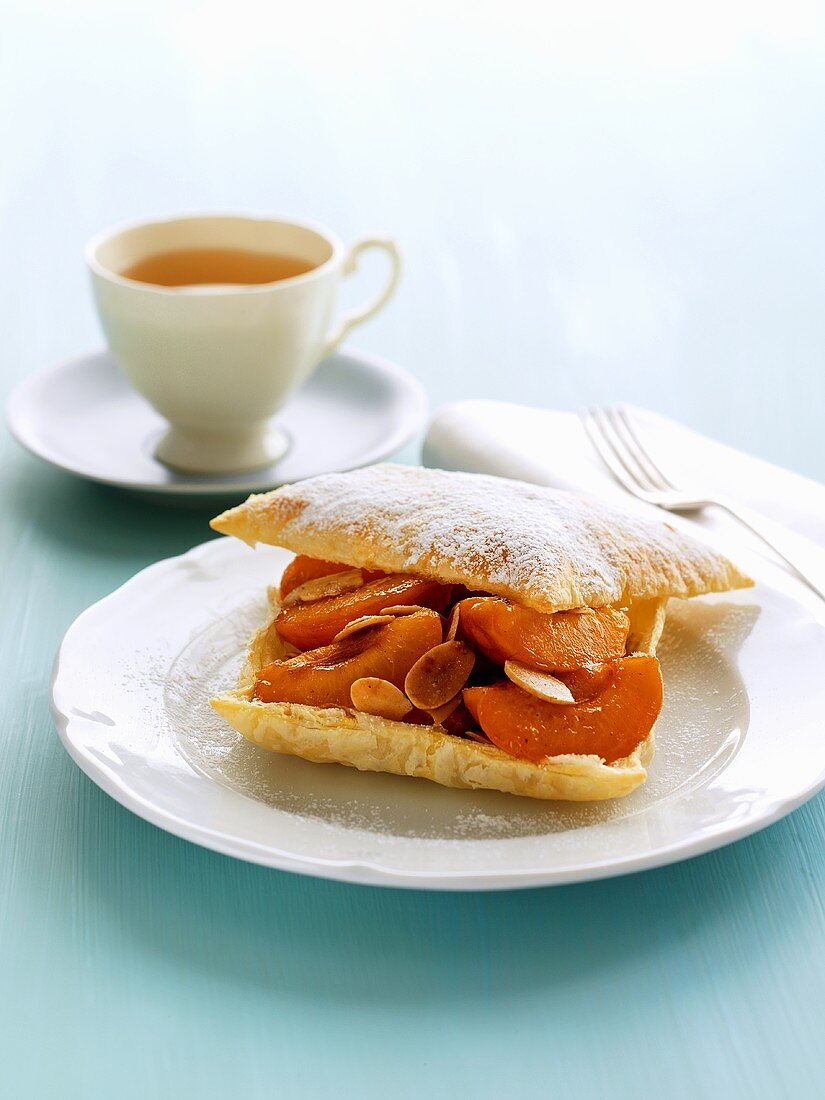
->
[712, 497, 825, 603]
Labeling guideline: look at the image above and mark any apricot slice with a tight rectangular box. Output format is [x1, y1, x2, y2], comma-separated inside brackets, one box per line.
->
[462, 686, 487, 725]
[555, 664, 614, 701]
[254, 609, 443, 709]
[458, 597, 629, 672]
[279, 554, 385, 599]
[475, 655, 663, 764]
[282, 571, 364, 606]
[276, 574, 452, 650]
[279, 555, 349, 599]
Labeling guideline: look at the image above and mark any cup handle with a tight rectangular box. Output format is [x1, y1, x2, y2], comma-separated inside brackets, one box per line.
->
[322, 238, 402, 357]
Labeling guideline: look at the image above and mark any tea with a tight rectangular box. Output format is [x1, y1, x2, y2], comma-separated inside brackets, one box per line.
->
[119, 246, 316, 287]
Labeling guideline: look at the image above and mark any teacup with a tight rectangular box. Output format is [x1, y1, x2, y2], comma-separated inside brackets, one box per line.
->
[86, 213, 401, 473]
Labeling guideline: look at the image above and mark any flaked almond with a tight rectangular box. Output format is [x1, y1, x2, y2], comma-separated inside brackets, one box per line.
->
[427, 694, 462, 725]
[350, 677, 413, 721]
[503, 660, 575, 704]
[445, 604, 460, 641]
[463, 729, 491, 744]
[404, 641, 475, 710]
[380, 604, 429, 616]
[333, 614, 395, 641]
[281, 570, 364, 607]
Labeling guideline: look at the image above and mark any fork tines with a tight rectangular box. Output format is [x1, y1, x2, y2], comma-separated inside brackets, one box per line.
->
[580, 405, 676, 498]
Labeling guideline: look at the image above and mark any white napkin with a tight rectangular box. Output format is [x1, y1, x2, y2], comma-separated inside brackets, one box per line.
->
[423, 401, 825, 576]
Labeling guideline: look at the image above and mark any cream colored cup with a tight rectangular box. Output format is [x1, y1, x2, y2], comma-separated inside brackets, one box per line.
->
[86, 213, 401, 473]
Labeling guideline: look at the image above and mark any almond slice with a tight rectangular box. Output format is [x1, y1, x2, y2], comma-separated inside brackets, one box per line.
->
[445, 604, 460, 641]
[503, 660, 575, 704]
[350, 677, 413, 721]
[428, 694, 462, 725]
[333, 614, 395, 641]
[404, 641, 475, 710]
[380, 604, 429, 616]
[281, 570, 364, 607]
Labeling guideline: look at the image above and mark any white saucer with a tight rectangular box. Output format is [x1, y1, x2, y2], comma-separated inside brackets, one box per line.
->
[51, 535, 825, 890]
[6, 348, 426, 496]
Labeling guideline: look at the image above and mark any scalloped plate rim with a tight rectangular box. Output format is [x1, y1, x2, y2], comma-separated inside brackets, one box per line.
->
[50, 535, 825, 890]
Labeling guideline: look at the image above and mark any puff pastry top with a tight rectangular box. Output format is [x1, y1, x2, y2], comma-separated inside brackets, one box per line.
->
[210, 464, 752, 613]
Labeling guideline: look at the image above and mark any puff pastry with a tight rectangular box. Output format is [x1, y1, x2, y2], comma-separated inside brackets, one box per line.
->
[209, 465, 752, 801]
[211, 464, 750, 613]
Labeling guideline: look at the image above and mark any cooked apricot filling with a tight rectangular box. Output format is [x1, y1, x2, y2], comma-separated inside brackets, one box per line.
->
[278, 554, 385, 599]
[469, 656, 663, 764]
[254, 610, 442, 709]
[458, 597, 629, 671]
[279, 555, 349, 598]
[254, 555, 664, 764]
[275, 574, 452, 649]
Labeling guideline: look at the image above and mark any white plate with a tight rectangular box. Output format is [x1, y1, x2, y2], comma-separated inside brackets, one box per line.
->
[51, 536, 825, 890]
[6, 348, 426, 496]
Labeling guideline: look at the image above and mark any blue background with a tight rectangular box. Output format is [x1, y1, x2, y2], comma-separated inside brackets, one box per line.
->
[2, 3, 824, 1096]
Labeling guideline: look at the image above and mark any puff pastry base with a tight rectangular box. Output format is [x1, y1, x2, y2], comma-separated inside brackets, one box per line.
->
[211, 689, 654, 802]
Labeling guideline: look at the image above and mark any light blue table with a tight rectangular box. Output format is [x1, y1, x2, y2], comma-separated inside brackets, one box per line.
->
[2, 4, 824, 1096]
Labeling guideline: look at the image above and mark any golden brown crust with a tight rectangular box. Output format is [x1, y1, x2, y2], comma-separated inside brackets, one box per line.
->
[210, 464, 752, 614]
[210, 689, 653, 802]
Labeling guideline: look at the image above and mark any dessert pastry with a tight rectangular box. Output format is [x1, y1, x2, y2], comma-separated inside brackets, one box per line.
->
[209, 465, 752, 801]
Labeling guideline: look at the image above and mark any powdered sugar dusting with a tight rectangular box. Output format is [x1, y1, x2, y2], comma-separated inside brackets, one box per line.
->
[238, 465, 750, 612]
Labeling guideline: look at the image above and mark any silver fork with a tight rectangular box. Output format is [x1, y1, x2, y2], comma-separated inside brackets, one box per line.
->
[581, 404, 825, 603]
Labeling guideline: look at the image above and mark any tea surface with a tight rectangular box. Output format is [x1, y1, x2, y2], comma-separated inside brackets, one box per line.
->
[120, 246, 316, 286]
